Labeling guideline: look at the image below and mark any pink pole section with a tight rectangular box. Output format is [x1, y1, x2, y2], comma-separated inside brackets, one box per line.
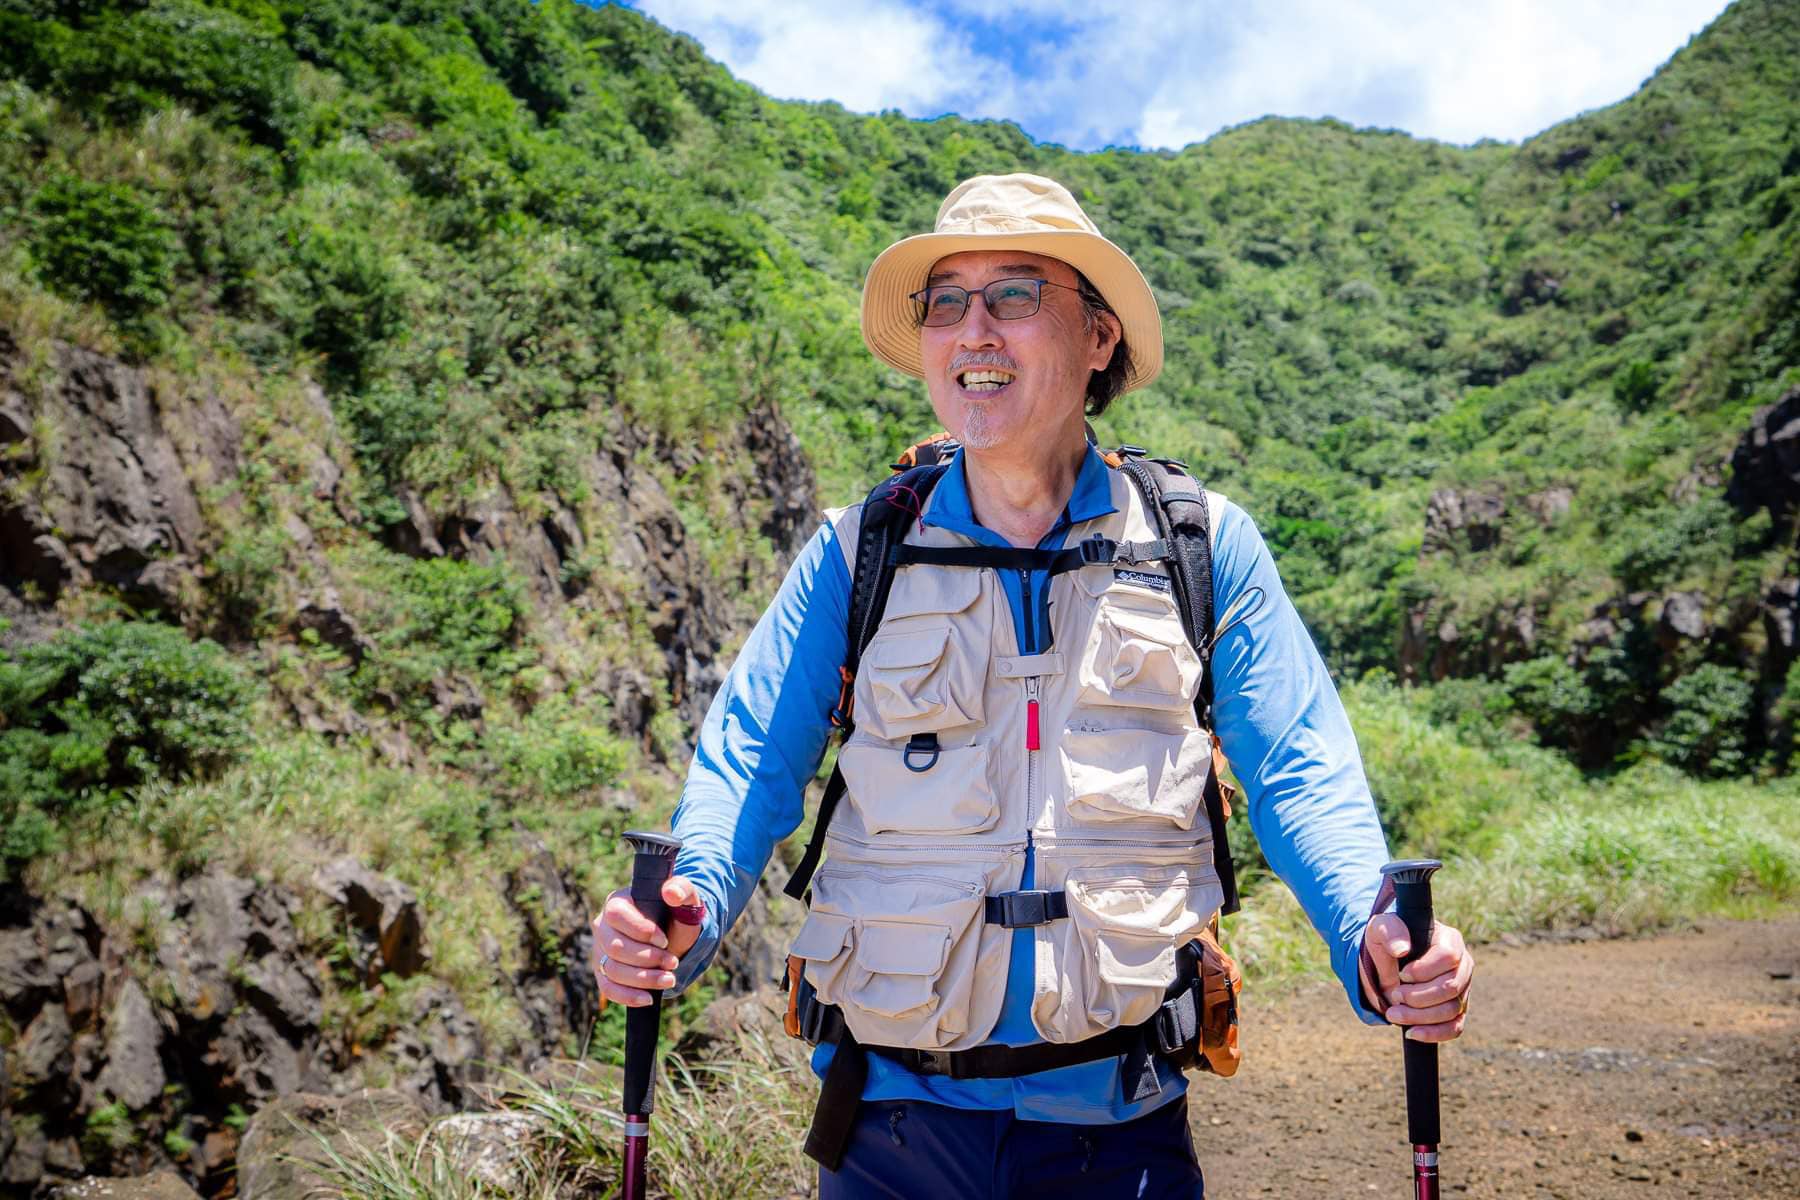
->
[623, 1118, 650, 1200]
[1413, 1144, 1440, 1200]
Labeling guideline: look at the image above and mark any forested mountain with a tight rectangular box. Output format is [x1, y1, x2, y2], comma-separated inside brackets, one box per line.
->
[6, 0, 1794, 783]
[0, 0, 1795, 1192]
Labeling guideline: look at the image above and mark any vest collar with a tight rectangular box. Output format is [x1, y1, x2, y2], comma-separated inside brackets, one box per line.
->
[926, 442, 1118, 545]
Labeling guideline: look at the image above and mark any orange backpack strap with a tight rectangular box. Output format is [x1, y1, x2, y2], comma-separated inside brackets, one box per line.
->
[892, 431, 958, 472]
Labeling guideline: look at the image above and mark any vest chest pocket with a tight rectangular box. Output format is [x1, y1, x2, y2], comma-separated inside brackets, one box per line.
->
[1076, 598, 1202, 712]
[1060, 725, 1210, 828]
[855, 566, 990, 741]
[840, 736, 999, 835]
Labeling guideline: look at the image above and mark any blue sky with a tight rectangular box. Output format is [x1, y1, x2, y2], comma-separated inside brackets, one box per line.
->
[622, 1, 1733, 150]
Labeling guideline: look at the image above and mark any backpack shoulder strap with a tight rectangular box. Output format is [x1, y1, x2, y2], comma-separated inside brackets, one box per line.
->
[1115, 455, 1216, 698]
[1116, 452, 1239, 915]
[785, 462, 948, 903]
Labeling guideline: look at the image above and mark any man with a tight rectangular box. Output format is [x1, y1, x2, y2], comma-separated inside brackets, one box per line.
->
[593, 174, 1474, 1197]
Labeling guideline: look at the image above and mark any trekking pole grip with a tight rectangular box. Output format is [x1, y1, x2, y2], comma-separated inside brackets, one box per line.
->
[621, 831, 682, 1118]
[1382, 859, 1443, 1152]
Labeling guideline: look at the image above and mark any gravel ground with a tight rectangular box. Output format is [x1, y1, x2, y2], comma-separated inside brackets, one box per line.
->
[1196, 915, 1800, 1198]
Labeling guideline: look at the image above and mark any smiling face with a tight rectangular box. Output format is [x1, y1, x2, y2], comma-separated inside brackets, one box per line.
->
[918, 250, 1120, 456]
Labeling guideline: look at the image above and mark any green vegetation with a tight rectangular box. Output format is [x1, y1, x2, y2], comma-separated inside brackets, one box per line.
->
[3, 0, 1793, 783]
[1232, 681, 1800, 987]
[0, 0, 1795, 1154]
[26, 173, 175, 329]
[7, 0, 1792, 773]
[1, 622, 258, 875]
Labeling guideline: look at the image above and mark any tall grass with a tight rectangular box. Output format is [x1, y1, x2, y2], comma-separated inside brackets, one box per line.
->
[1439, 763, 1800, 941]
[1224, 692, 1800, 995]
[301, 1029, 815, 1200]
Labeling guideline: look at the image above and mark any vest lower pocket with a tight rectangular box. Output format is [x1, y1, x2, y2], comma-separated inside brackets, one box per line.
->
[1060, 726, 1210, 829]
[1032, 865, 1208, 1044]
[791, 865, 996, 1049]
[849, 920, 948, 1018]
[840, 737, 999, 835]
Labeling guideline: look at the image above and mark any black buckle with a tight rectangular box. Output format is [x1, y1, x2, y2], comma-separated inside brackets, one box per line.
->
[911, 1049, 959, 1078]
[985, 890, 1067, 928]
[1151, 978, 1200, 1056]
[1078, 535, 1116, 565]
[797, 979, 831, 1044]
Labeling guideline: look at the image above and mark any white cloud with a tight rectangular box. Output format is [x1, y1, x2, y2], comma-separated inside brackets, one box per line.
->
[628, 0, 1732, 149]
[633, 0, 1000, 116]
[1127, 0, 1729, 148]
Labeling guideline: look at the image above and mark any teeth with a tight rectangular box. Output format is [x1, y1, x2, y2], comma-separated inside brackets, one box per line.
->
[959, 369, 1015, 391]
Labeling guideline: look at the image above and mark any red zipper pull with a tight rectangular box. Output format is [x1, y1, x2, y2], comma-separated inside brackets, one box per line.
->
[1026, 698, 1041, 751]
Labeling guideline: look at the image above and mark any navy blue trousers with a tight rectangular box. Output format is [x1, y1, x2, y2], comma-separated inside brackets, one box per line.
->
[817, 1094, 1205, 1199]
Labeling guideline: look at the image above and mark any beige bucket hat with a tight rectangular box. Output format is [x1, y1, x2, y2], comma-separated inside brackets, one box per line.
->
[860, 173, 1163, 392]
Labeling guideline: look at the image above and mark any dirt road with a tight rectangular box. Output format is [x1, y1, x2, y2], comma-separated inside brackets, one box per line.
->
[1195, 917, 1800, 1198]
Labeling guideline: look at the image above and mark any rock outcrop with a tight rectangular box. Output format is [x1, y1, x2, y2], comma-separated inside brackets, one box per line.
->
[1726, 384, 1800, 529]
[0, 859, 548, 1197]
[1421, 487, 1507, 557]
[0, 341, 238, 612]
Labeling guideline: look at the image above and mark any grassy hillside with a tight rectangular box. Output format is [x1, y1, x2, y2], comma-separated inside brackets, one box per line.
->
[0, 0, 1796, 1151]
[0, 5, 1796, 1190]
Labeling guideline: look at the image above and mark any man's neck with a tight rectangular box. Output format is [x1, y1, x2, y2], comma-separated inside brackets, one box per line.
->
[961, 433, 1088, 548]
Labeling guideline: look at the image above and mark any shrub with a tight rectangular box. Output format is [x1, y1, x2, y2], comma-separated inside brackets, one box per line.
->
[1772, 659, 1800, 771]
[1609, 497, 1740, 592]
[1641, 663, 1755, 777]
[340, 553, 529, 719]
[1502, 630, 1657, 765]
[1422, 677, 1518, 748]
[1611, 359, 1661, 412]
[59, 1, 302, 147]
[483, 695, 630, 801]
[278, 225, 410, 388]
[27, 174, 176, 323]
[0, 622, 259, 874]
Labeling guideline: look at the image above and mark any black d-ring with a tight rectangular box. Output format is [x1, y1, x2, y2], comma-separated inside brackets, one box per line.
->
[902, 732, 941, 772]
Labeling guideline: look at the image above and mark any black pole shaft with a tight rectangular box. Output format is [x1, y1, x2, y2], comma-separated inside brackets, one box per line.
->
[1382, 858, 1443, 1200]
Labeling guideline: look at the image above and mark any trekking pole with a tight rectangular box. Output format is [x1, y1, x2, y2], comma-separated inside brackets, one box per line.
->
[620, 830, 682, 1200]
[1382, 859, 1444, 1200]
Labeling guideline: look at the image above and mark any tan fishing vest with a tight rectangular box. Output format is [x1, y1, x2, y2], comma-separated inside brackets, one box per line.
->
[789, 467, 1227, 1052]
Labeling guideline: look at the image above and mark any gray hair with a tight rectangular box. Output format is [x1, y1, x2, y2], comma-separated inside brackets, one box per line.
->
[1075, 272, 1134, 417]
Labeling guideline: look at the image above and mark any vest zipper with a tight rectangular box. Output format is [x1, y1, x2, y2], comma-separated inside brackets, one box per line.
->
[1019, 569, 1040, 860]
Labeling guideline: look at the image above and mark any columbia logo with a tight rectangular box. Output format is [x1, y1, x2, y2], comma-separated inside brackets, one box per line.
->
[1114, 569, 1171, 593]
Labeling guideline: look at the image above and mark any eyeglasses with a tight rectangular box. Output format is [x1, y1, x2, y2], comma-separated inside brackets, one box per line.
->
[908, 277, 1081, 327]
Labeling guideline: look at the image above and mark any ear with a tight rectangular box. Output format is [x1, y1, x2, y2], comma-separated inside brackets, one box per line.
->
[1087, 309, 1122, 372]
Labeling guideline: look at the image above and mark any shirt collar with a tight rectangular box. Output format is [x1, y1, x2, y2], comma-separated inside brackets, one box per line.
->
[927, 441, 1118, 544]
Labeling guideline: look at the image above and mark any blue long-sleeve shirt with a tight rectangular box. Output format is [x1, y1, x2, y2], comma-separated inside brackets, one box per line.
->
[669, 444, 1390, 1123]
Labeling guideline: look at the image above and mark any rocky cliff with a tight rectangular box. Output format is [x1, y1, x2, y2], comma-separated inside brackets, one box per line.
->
[0, 335, 816, 1196]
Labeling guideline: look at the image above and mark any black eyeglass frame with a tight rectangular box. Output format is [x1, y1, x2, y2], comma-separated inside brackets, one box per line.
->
[907, 277, 1083, 328]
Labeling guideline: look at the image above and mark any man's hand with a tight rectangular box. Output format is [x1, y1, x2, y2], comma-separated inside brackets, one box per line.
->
[1360, 915, 1473, 1043]
[591, 875, 706, 1008]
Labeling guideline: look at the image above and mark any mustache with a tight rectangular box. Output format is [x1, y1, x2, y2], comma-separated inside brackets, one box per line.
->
[950, 351, 1018, 373]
